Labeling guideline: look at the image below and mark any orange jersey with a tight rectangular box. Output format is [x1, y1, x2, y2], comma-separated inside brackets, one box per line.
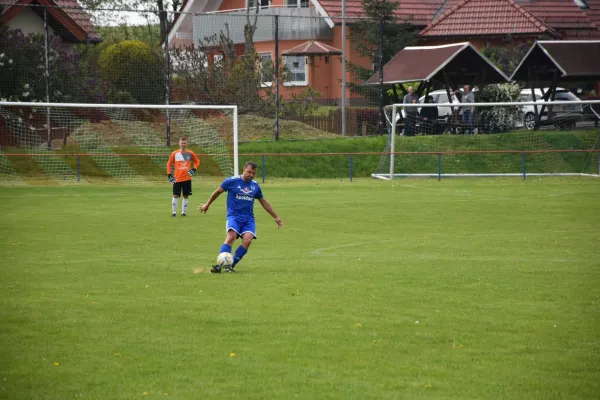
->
[166, 150, 200, 182]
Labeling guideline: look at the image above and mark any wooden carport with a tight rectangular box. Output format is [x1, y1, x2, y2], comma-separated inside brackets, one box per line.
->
[510, 40, 600, 129]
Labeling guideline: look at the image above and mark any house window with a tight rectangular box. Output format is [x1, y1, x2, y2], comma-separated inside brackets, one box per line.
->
[283, 55, 308, 86]
[259, 52, 273, 86]
[286, 0, 309, 7]
[248, 0, 270, 9]
[213, 54, 223, 66]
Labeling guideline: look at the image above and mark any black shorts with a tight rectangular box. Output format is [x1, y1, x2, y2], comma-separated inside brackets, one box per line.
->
[173, 180, 192, 196]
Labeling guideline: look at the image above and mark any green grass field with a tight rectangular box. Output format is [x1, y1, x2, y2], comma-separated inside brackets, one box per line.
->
[1, 178, 600, 399]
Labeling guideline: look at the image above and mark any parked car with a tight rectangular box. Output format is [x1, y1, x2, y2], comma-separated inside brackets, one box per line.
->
[400, 89, 464, 119]
[518, 88, 583, 130]
[398, 89, 476, 134]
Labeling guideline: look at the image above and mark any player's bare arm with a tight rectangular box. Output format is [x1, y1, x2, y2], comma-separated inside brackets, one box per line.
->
[198, 186, 225, 213]
[258, 198, 283, 229]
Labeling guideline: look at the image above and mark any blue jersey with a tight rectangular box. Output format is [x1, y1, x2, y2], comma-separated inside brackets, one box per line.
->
[220, 176, 264, 219]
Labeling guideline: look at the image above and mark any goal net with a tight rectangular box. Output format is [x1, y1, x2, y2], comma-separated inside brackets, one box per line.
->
[374, 99, 600, 179]
[0, 102, 238, 184]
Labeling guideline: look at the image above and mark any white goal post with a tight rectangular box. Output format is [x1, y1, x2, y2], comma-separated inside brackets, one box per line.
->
[0, 101, 239, 183]
[374, 99, 600, 180]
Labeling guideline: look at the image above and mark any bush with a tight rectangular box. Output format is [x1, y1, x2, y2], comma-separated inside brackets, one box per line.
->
[99, 40, 164, 104]
[0, 28, 107, 103]
[477, 83, 523, 133]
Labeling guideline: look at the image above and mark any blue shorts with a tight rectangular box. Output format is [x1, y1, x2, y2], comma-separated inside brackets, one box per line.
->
[226, 217, 257, 239]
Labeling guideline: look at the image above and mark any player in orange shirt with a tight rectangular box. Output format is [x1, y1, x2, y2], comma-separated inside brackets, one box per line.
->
[166, 137, 200, 217]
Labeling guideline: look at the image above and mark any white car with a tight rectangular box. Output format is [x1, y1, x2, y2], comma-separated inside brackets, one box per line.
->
[400, 89, 463, 120]
[519, 88, 583, 130]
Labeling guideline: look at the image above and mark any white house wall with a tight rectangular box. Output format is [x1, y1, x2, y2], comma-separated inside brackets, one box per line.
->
[7, 7, 55, 36]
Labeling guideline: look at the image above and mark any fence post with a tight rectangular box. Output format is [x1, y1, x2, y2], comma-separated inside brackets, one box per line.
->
[274, 15, 280, 141]
[522, 152, 526, 180]
[43, 6, 51, 150]
[163, 14, 171, 147]
[378, 17, 386, 133]
[438, 153, 442, 181]
[350, 154, 353, 182]
[341, 0, 346, 136]
[261, 154, 265, 183]
[77, 155, 81, 182]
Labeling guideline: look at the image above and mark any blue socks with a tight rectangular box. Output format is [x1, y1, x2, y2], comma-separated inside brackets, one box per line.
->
[218, 244, 248, 268]
[232, 246, 248, 267]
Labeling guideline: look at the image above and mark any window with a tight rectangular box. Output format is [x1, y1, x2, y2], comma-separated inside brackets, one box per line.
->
[283, 56, 308, 86]
[258, 52, 273, 86]
[286, 0, 309, 7]
[553, 90, 579, 101]
[213, 54, 223, 66]
[248, 0, 270, 9]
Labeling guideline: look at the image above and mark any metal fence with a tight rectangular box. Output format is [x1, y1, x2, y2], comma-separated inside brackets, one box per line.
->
[0, 4, 401, 143]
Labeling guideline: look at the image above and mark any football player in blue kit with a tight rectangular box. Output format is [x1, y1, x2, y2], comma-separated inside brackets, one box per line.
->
[198, 161, 283, 273]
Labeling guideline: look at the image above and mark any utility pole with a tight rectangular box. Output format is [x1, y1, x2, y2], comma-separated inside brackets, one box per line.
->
[341, 0, 346, 136]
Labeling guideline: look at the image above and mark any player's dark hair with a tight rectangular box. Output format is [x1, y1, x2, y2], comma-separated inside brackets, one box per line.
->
[244, 161, 258, 170]
[179, 136, 188, 141]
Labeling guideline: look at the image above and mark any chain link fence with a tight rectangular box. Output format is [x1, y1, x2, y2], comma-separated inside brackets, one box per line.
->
[1, 3, 402, 145]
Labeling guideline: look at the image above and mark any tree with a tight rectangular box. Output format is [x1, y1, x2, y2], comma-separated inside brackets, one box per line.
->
[169, 4, 267, 114]
[346, 0, 416, 132]
[78, 0, 182, 44]
[98, 40, 164, 104]
[0, 28, 108, 103]
[481, 39, 531, 77]
[346, 0, 416, 101]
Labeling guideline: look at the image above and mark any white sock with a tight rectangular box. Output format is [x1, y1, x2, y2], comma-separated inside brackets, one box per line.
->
[172, 197, 178, 214]
[182, 198, 189, 214]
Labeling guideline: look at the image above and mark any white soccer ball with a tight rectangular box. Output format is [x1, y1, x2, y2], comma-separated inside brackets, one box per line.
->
[217, 252, 233, 267]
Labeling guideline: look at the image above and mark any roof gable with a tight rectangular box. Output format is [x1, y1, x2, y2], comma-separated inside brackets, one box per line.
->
[420, 0, 557, 37]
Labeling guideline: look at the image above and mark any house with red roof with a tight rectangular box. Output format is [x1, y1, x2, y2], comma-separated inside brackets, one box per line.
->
[0, 0, 101, 43]
[166, 0, 600, 102]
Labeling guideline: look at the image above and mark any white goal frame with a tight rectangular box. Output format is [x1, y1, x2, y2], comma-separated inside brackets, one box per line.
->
[0, 101, 240, 176]
[373, 100, 600, 180]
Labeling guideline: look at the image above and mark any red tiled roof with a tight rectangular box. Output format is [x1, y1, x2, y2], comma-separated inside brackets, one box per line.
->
[1, 0, 100, 42]
[420, 0, 557, 37]
[580, 0, 600, 37]
[585, 0, 600, 24]
[517, 0, 596, 30]
[317, 0, 454, 26]
[54, 0, 100, 41]
[282, 40, 342, 55]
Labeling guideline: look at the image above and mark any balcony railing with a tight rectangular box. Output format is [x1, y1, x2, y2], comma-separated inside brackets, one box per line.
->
[192, 7, 333, 45]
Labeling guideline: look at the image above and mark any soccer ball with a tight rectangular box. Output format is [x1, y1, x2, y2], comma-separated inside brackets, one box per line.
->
[216, 252, 233, 267]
